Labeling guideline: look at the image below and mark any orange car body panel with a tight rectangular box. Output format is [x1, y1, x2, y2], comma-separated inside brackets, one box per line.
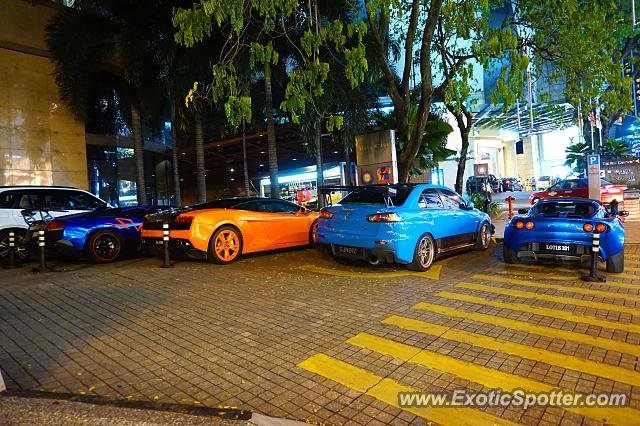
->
[141, 208, 319, 255]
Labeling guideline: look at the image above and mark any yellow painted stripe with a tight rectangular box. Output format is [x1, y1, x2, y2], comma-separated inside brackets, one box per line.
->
[412, 301, 639, 355]
[485, 267, 578, 281]
[626, 266, 640, 272]
[436, 290, 640, 335]
[298, 354, 518, 426]
[473, 274, 640, 304]
[603, 272, 640, 281]
[347, 332, 639, 425]
[625, 253, 640, 260]
[298, 264, 441, 280]
[499, 263, 582, 274]
[458, 282, 640, 317]
[382, 315, 640, 387]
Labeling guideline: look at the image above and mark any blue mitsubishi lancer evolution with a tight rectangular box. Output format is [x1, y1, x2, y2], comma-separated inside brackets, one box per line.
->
[316, 184, 492, 271]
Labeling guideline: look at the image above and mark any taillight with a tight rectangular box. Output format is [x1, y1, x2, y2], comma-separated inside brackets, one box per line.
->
[367, 213, 402, 222]
[525, 221, 535, 230]
[515, 221, 524, 229]
[583, 223, 594, 232]
[595, 223, 608, 233]
[320, 210, 334, 219]
[47, 220, 64, 231]
[174, 215, 193, 225]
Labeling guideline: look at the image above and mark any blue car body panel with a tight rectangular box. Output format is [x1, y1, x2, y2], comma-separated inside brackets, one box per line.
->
[317, 184, 491, 264]
[503, 199, 624, 260]
[53, 206, 161, 254]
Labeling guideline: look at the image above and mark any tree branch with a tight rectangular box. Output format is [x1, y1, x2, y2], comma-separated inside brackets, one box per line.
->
[400, 0, 420, 98]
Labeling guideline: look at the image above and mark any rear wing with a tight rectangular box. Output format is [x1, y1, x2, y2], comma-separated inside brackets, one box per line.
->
[318, 185, 404, 208]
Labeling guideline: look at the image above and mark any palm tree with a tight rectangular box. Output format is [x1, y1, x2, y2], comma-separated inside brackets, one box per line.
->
[601, 139, 630, 160]
[564, 141, 590, 173]
[46, 0, 171, 205]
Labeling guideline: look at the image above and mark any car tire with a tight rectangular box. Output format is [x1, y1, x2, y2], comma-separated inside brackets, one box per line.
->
[207, 225, 243, 264]
[606, 251, 624, 273]
[86, 229, 124, 264]
[408, 233, 436, 272]
[503, 245, 518, 264]
[474, 222, 491, 250]
[0, 228, 32, 265]
[308, 220, 319, 246]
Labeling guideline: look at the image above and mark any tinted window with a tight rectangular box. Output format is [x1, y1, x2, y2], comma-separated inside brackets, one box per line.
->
[419, 189, 443, 209]
[0, 191, 16, 209]
[43, 190, 105, 210]
[261, 200, 299, 214]
[561, 180, 581, 190]
[16, 192, 36, 209]
[532, 202, 596, 218]
[439, 189, 465, 210]
[340, 186, 413, 206]
[234, 201, 262, 212]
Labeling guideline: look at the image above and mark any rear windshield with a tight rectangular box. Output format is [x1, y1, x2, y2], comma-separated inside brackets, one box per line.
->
[531, 202, 596, 218]
[340, 187, 412, 206]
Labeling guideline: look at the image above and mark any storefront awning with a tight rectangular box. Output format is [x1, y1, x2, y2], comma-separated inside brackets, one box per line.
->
[472, 102, 575, 136]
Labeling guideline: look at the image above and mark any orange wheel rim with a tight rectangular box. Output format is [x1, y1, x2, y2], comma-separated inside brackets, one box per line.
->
[214, 230, 240, 261]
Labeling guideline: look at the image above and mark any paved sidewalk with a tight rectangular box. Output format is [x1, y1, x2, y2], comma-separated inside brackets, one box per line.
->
[1, 244, 639, 425]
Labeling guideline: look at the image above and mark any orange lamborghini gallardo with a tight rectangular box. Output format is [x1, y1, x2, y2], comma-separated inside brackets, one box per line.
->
[141, 198, 319, 264]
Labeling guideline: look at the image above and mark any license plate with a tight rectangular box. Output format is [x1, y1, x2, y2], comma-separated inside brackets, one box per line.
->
[154, 240, 164, 245]
[542, 243, 572, 253]
[334, 245, 363, 257]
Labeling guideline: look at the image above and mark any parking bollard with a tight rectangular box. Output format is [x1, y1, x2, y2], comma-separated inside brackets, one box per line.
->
[161, 222, 174, 268]
[581, 231, 606, 282]
[37, 230, 46, 270]
[3, 232, 19, 269]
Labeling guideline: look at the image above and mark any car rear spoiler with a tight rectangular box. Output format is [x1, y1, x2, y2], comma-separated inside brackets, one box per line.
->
[318, 184, 404, 207]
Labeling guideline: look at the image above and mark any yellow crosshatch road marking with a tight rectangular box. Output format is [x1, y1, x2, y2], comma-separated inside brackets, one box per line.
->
[412, 301, 640, 355]
[626, 266, 640, 272]
[436, 291, 640, 334]
[346, 332, 639, 425]
[484, 268, 578, 281]
[298, 264, 442, 280]
[602, 272, 640, 281]
[382, 315, 640, 387]
[297, 354, 519, 426]
[458, 282, 640, 317]
[473, 274, 640, 303]
[499, 263, 582, 274]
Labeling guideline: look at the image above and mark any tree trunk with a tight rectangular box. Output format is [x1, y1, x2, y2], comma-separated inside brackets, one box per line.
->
[170, 104, 182, 207]
[131, 104, 147, 205]
[315, 121, 324, 208]
[265, 61, 279, 198]
[455, 129, 470, 195]
[344, 145, 352, 186]
[398, 101, 433, 182]
[194, 111, 206, 203]
[242, 118, 250, 196]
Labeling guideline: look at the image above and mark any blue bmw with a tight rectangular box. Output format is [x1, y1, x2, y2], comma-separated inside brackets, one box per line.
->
[43, 206, 163, 263]
[503, 198, 625, 272]
[317, 184, 492, 271]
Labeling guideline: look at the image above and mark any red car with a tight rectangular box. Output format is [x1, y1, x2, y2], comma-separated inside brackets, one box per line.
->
[530, 178, 626, 205]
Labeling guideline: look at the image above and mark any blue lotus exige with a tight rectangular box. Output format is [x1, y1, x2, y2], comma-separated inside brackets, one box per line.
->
[44, 206, 162, 263]
[503, 198, 625, 272]
[317, 184, 492, 271]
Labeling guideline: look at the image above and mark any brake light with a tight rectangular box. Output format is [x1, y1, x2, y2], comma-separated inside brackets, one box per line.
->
[583, 223, 594, 232]
[525, 221, 535, 230]
[595, 223, 608, 233]
[320, 210, 334, 219]
[515, 221, 524, 229]
[174, 215, 193, 225]
[47, 220, 64, 231]
[367, 213, 402, 222]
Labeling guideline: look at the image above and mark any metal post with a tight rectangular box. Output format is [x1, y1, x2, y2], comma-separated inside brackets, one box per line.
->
[161, 222, 173, 268]
[581, 232, 606, 282]
[38, 230, 46, 270]
[3, 232, 18, 269]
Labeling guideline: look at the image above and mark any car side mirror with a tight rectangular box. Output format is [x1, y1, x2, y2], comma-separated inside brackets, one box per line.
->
[517, 208, 528, 215]
[465, 201, 474, 210]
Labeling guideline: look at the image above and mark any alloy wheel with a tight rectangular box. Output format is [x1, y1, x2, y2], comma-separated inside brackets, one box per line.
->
[93, 234, 120, 261]
[215, 230, 240, 262]
[0, 233, 30, 262]
[417, 236, 434, 268]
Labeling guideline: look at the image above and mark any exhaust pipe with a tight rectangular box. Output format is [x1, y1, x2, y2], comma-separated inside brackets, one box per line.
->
[368, 256, 380, 266]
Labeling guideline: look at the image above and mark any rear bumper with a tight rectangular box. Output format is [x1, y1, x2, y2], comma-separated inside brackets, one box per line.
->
[317, 230, 414, 264]
[141, 236, 207, 259]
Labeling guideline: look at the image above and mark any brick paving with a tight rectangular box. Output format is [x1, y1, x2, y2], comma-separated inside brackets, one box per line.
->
[0, 244, 639, 425]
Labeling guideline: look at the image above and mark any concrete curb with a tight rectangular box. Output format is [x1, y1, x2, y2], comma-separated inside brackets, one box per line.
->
[0, 369, 5, 393]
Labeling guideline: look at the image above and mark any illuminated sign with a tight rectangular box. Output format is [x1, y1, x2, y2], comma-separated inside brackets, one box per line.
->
[260, 166, 341, 186]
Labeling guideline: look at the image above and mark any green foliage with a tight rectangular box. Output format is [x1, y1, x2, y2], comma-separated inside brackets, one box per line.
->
[173, 0, 368, 130]
[372, 105, 455, 176]
[564, 142, 589, 173]
[468, 192, 500, 217]
[601, 139, 630, 160]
